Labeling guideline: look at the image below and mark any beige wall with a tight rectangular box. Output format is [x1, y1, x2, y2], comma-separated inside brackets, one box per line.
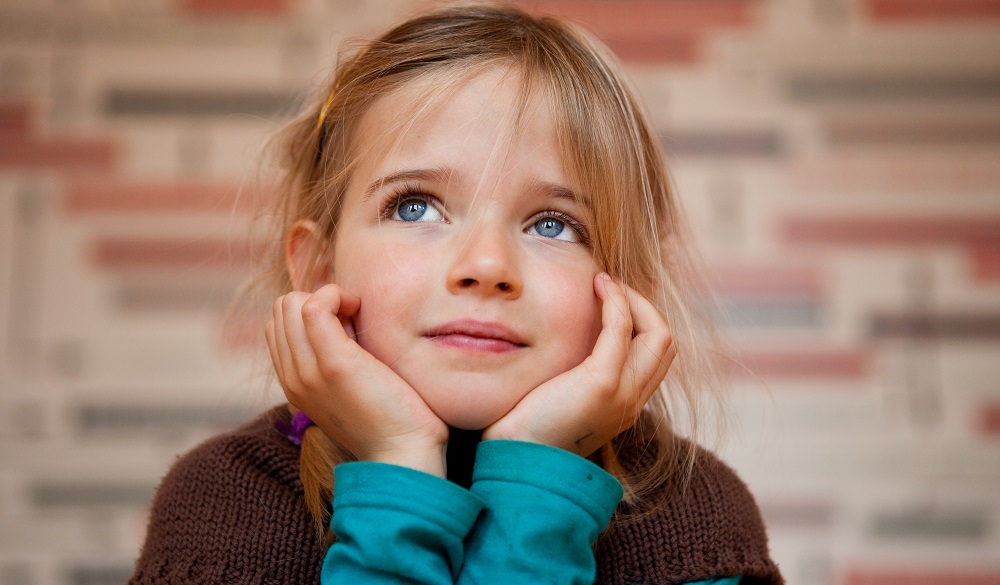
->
[1, 0, 999, 583]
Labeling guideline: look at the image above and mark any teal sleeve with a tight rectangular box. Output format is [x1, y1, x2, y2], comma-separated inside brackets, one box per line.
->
[686, 578, 743, 585]
[322, 462, 485, 584]
[457, 440, 624, 585]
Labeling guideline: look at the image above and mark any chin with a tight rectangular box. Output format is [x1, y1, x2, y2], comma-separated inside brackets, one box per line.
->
[401, 367, 542, 431]
[414, 381, 522, 431]
[428, 398, 510, 431]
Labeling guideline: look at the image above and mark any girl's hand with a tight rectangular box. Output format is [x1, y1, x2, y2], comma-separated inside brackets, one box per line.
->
[482, 274, 675, 457]
[265, 283, 449, 476]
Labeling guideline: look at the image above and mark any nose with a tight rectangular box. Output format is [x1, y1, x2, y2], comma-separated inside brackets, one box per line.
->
[446, 224, 523, 298]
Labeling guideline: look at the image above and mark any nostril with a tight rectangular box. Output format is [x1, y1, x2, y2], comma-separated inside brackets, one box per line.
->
[459, 278, 476, 287]
[497, 282, 511, 292]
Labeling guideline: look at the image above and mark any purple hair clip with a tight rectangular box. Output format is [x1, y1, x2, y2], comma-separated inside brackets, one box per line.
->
[276, 410, 314, 446]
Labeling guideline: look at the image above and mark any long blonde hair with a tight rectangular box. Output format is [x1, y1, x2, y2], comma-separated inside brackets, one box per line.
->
[256, 1, 720, 540]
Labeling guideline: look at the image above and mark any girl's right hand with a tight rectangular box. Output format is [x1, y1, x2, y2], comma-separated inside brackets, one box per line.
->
[265, 283, 449, 477]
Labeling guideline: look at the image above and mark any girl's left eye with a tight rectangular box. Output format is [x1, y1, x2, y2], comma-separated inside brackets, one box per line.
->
[526, 214, 585, 243]
[389, 195, 444, 223]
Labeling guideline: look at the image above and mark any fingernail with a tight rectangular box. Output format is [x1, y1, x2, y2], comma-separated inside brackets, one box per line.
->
[599, 272, 611, 281]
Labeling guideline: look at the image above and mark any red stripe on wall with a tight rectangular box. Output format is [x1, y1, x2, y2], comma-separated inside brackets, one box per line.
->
[178, 0, 290, 16]
[867, 0, 1000, 21]
[977, 402, 1000, 437]
[844, 569, 1000, 585]
[784, 217, 1000, 247]
[0, 102, 32, 136]
[0, 138, 116, 172]
[604, 35, 700, 64]
[732, 348, 873, 380]
[707, 264, 825, 296]
[528, 0, 752, 37]
[91, 238, 263, 271]
[969, 245, 1000, 282]
[64, 182, 249, 214]
[523, 0, 752, 63]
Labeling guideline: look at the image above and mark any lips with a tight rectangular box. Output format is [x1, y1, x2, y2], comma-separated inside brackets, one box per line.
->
[425, 319, 527, 352]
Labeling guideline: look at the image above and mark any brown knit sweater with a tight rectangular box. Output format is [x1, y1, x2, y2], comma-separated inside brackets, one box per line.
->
[128, 407, 783, 585]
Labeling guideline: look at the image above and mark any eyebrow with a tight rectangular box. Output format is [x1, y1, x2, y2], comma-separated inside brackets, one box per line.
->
[363, 168, 450, 201]
[363, 167, 591, 210]
[530, 180, 591, 209]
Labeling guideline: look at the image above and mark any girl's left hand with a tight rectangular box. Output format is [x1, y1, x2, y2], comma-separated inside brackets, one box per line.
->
[482, 274, 675, 457]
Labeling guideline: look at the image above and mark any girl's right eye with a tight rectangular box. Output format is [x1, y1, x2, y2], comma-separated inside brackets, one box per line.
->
[388, 195, 444, 223]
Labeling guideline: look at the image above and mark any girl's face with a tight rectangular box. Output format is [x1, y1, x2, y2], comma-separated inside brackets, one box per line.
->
[331, 68, 603, 430]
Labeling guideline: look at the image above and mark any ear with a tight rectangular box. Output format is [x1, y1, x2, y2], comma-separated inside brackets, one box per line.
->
[286, 219, 331, 292]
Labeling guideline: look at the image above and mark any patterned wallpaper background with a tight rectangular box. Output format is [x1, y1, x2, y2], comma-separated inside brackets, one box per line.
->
[1, 0, 999, 583]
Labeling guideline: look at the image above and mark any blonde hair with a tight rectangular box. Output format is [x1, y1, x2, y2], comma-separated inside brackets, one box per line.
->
[255, 1, 721, 540]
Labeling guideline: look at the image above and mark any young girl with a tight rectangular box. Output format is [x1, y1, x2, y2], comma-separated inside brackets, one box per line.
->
[129, 3, 783, 584]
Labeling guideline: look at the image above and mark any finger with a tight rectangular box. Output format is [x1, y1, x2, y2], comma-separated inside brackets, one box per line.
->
[620, 284, 674, 399]
[271, 296, 294, 381]
[271, 296, 307, 401]
[279, 291, 319, 384]
[327, 284, 361, 341]
[301, 284, 360, 373]
[584, 273, 633, 388]
[264, 319, 285, 384]
[327, 284, 361, 317]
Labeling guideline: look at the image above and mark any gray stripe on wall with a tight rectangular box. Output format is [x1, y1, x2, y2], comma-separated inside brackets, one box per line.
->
[103, 88, 299, 118]
[661, 129, 785, 157]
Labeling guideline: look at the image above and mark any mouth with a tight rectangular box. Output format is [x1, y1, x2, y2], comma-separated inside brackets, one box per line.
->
[425, 319, 527, 353]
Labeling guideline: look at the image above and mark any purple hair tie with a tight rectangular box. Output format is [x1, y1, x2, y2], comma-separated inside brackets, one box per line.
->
[276, 410, 314, 446]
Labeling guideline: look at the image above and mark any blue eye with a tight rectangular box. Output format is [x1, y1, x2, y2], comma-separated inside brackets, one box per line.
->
[396, 198, 426, 221]
[391, 196, 443, 223]
[527, 214, 582, 243]
[533, 218, 565, 238]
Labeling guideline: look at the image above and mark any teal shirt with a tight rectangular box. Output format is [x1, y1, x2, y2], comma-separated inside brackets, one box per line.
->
[323, 440, 741, 585]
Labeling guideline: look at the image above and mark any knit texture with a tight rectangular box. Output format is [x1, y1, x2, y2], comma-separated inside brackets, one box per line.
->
[594, 436, 783, 585]
[128, 408, 322, 585]
[129, 407, 783, 584]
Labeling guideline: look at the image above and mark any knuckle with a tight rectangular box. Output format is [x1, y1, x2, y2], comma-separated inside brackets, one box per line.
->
[280, 292, 302, 312]
[298, 367, 326, 390]
[279, 377, 304, 401]
[593, 372, 620, 397]
[300, 299, 326, 322]
[650, 333, 673, 356]
[315, 358, 342, 382]
[316, 345, 357, 380]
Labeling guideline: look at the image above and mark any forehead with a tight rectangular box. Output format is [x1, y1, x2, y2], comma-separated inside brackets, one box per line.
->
[348, 65, 578, 192]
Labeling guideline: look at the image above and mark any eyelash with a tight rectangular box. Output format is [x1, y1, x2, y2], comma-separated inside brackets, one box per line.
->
[377, 183, 440, 220]
[377, 183, 591, 246]
[530, 209, 591, 246]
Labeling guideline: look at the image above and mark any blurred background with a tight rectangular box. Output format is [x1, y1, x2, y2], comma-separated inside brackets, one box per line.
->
[1, 0, 999, 583]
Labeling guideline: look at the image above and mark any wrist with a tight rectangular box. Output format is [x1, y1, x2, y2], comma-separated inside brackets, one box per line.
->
[368, 443, 448, 478]
[482, 424, 598, 457]
[482, 420, 547, 448]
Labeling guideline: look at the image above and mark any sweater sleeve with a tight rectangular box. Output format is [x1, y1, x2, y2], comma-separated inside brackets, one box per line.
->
[457, 440, 624, 585]
[323, 462, 485, 584]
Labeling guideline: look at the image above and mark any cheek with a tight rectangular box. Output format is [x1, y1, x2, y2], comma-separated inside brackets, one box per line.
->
[542, 268, 602, 367]
[335, 243, 429, 353]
